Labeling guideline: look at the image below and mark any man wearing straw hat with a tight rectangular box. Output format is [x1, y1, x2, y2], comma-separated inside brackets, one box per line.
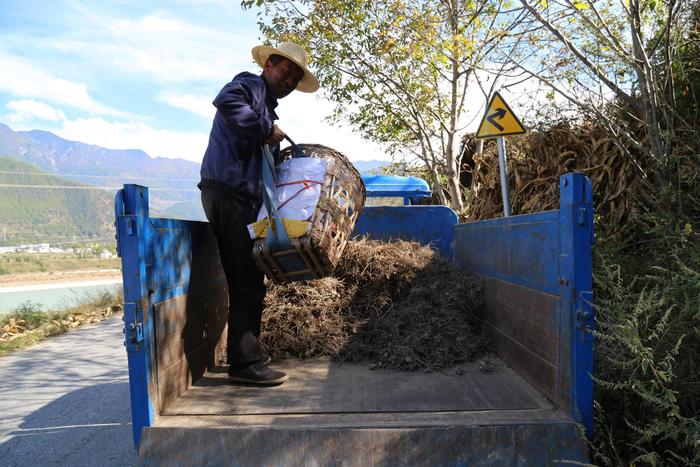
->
[199, 42, 319, 385]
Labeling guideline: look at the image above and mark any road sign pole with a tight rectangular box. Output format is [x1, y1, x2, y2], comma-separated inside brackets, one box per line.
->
[475, 91, 525, 217]
[497, 136, 511, 217]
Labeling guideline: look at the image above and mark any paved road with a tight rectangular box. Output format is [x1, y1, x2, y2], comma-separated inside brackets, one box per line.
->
[0, 317, 138, 466]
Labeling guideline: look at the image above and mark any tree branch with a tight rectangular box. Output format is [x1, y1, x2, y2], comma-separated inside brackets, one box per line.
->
[520, 0, 640, 112]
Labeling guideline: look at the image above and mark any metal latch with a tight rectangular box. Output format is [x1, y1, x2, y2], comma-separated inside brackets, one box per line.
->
[115, 218, 134, 258]
[123, 302, 144, 352]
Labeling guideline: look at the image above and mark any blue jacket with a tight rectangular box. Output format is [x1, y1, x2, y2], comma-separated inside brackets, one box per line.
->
[199, 72, 281, 202]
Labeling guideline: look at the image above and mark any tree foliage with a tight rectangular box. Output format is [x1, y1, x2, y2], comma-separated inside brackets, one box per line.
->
[244, 0, 521, 210]
[503, 0, 699, 185]
[242, 1, 700, 463]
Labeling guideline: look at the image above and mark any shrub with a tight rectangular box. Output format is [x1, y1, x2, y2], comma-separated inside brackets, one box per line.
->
[591, 246, 700, 465]
[2, 301, 49, 327]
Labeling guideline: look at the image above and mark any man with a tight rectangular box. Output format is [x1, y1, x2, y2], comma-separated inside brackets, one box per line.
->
[199, 42, 319, 385]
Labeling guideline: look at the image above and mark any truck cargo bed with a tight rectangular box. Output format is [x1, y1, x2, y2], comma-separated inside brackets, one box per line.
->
[162, 358, 549, 419]
[115, 174, 595, 464]
[140, 358, 586, 464]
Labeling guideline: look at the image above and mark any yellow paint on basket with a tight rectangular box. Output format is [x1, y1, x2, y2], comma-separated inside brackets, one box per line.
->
[250, 218, 311, 238]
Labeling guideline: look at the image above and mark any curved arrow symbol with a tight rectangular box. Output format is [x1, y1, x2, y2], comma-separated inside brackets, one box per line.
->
[487, 108, 506, 131]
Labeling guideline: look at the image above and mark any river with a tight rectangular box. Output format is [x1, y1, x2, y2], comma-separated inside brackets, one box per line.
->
[0, 279, 123, 315]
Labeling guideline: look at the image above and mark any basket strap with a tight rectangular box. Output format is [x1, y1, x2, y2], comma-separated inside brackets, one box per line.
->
[261, 144, 307, 275]
[284, 135, 305, 158]
[262, 144, 291, 251]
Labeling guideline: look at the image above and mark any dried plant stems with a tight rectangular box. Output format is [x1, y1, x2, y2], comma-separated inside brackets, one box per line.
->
[261, 238, 489, 371]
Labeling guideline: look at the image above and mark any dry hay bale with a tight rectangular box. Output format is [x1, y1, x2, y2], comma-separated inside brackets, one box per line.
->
[261, 238, 489, 371]
[464, 121, 653, 239]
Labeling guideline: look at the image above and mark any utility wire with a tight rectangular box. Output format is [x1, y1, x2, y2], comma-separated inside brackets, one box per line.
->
[1, 237, 117, 245]
[0, 184, 198, 192]
[0, 170, 198, 183]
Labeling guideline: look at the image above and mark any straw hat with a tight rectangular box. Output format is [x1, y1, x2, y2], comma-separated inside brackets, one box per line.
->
[252, 42, 320, 93]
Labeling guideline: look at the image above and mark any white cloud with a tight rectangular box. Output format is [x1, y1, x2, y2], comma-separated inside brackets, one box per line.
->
[57, 117, 208, 162]
[157, 92, 214, 119]
[0, 7, 391, 165]
[5, 99, 66, 123]
[114, 15, 185, 32]
[61, 13, 257, 86]
[0, 53, 130, 118]
[276, 92, 392, 162]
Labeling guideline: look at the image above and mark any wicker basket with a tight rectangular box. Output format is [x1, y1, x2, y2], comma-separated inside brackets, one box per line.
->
[252, 144, 366, 283]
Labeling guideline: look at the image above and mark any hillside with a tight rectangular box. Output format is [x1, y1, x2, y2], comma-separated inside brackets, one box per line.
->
[0, 123, 201, 214]
[0, 158, 114, 247]
[0, 123, 388, 225]
[0, 124, 200, 185]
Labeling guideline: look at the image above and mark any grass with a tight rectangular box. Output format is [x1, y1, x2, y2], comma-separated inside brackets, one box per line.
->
[0, 251, 120, 276]
[0, 289, 124, 355]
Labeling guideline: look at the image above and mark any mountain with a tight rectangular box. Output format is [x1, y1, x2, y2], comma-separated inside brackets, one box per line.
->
[0, 123, 203, 218]
[0, 158, 114, 247]
[353, 159, 388, 174]
[0, 125, 200, 184]
[0, 123, 389, 230]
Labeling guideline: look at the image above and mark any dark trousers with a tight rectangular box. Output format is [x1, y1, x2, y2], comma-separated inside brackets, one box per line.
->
[201, 188, 266, 369]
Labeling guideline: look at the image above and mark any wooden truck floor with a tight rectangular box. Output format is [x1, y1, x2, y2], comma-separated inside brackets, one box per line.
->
[138, 358, 588, 464]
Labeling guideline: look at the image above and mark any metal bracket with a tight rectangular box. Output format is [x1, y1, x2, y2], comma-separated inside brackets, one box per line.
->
[115, 189, 138, 257]
[114, 189, 125, 257]
[575, 290, 595, 342]
[124, 302, 144, 352]
[577, 206, 596, 245]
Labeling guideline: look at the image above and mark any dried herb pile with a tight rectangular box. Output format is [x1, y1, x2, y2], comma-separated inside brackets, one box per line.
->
[463, 121, 653, 238]
[261, 238, 489, 371]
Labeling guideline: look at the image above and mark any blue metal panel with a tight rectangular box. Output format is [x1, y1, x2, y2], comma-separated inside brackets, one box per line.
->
[454, 210, 560, 294]
[115, 185, 157, 447]
[558, 173, 595, 439]
[362, 175, 431, 196]
[149, 218, 225, 305]
[116, 186, 227, 448]
[354, 206, 458, 257]
[452, 173, 595, 439]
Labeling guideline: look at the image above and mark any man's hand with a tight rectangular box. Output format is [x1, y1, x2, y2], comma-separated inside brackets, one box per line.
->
[265, 124, 285, 146]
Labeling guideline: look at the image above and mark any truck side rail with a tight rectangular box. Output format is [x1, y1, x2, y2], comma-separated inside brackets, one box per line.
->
[353, 206, 457, 257]
[116, 185, 228, 447]
[453, 173, 595, 438]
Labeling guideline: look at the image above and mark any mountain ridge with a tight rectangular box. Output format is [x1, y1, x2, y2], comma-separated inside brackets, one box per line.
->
[0, 157, 114, 247]
[0, 123, 389, 235]
[1, 123, 387, 179]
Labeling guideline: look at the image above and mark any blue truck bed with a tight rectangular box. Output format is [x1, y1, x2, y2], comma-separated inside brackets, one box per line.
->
[115, 173, 595, 465]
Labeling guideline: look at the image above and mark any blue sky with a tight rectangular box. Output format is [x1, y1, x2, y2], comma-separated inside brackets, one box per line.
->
[0, 0, 391, 162]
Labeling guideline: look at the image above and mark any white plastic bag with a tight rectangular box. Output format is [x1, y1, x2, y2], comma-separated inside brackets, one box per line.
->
[247, 157, 327, 239]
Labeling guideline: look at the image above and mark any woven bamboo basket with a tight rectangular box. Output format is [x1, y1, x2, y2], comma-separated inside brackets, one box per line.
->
[252, 144, 366, 283]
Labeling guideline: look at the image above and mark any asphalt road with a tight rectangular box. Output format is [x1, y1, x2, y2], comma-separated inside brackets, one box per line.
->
[0, 317, 138, 466]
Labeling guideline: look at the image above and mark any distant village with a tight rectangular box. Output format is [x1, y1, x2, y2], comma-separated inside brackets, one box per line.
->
[0, 243, 117, 258]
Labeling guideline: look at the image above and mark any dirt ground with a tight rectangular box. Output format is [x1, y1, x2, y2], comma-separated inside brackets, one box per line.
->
[0, 269, 122, 288]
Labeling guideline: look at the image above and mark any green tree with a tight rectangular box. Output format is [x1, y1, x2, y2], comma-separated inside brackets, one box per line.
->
[508, 0, 697, 184]
[244, 0, 522, 211]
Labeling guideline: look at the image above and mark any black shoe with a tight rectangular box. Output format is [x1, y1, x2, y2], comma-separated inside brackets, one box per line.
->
[229, 362, 288, 386]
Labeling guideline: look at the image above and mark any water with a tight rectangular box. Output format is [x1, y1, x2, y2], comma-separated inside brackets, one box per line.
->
[0, 280, 123, 315]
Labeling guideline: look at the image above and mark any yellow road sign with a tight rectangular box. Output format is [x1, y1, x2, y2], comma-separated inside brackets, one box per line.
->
[475, 92, 526, 139]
